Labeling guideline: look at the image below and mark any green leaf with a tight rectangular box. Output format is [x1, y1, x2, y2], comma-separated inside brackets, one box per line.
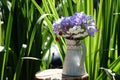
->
[27, 14, 52, 56]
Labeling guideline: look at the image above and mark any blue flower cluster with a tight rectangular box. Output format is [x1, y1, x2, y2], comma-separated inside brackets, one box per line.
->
[52, 12, 97, 40]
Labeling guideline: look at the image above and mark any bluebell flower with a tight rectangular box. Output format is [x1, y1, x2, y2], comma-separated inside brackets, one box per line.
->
[87, 26, 97, 36]
[61, 17, 71, 27]
[52, 12, 98, 40]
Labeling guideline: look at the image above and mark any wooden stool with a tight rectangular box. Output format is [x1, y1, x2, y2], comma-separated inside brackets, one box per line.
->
[35, 69, 88, 80]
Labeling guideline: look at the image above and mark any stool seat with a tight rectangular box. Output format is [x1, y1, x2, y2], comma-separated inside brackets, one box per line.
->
[35, 69, 88, 80]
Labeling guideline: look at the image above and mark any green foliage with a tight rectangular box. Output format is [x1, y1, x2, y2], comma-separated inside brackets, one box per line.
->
[0, 0, 120, 80]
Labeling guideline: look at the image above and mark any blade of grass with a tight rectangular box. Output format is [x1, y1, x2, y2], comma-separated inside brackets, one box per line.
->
[47, 0, 59, 19]
[42, 0, 50, 13]
[13, 44, 27, 80]
[1, 0, 15, 79]
[60, 0, 68, 16]
[31, 0, 55, 36]
[27, 14, 52, 56]
[42, 34, 54, 60]
[32, 0, 66, 63]
[0, 12, 4, 45]
[85, 0, 94, 79]
[27, 3, 34, 40]
[108, 0, 119, 64]
[97, 56, 120, 80]
[67, 0, 73, 15]
[83, 0, 87, 13]
[76, 0, 81, 12]
[87, 0, 93, 15]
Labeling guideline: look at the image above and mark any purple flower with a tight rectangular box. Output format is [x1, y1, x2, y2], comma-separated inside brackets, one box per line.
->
[52, 22, 60, 34]
[61, 17, 71, 27]
[52, 12, 98, 40]
[87, 26, 97, 36]
[52, 17, 64, 35]
[70, 12, 85, 26]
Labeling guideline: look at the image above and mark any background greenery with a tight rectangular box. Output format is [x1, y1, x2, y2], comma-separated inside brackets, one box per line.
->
[0, 0, 120, 80]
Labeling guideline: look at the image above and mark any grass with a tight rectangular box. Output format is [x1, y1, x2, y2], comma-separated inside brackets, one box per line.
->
[0, 0, 120, 80]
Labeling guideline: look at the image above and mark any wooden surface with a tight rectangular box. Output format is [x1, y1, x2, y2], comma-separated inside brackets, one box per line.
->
[35, 69, 88, 80]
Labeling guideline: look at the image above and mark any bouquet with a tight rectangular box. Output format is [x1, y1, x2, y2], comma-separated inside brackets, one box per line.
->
[52, 12, 97, 40]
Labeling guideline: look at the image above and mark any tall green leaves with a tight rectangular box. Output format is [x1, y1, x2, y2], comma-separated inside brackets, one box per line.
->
[0, 12, 4, 45]
[13, 44, 27, 80]
[1, 0, 15, 79]
[32, 0, 66, 63]
[87, 0, 120, 79]
[0, 0, 120, 80]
